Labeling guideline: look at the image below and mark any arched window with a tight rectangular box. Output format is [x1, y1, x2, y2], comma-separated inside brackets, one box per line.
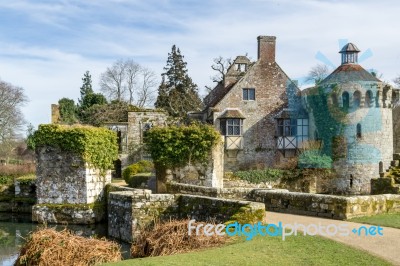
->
[365, 90, 373, 107]
[331, 92, 338, 106]
[393, 91, 399, 104]
[376, 91, 380, 107]
[342, 91, 349, 109]
[356, 123, 362, 138]
[353, 91, 361, 108]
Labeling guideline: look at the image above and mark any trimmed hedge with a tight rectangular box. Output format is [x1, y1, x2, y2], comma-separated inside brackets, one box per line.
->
[123, 160, 154, 188]
[144, 123, 221, 168]
[28, 124, 118, 173]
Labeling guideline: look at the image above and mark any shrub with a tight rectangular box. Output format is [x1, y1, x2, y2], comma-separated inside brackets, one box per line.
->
[14, 228, 122, 266]
[131, 219, 227, 258]
[144, 123, 221, 168]
[298, 150, 332, 169]
[0, 175, 13, 185]
[125, 174, 150, 188]
[123, 160, 154, 185]
[233, 168, 287, 184]
[136, 160, 154, 172]
[122, 164, 140, 181]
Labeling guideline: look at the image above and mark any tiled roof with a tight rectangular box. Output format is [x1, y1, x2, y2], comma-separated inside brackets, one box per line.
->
[203, 82, 236, 109]
[321, 64, 380, 84]
[217, 109, 246, 119]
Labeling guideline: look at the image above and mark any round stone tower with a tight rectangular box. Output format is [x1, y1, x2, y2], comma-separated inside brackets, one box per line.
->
[304, 43, 394, 194]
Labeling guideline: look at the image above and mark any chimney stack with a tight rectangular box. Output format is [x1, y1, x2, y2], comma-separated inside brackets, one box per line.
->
[257, 36, 276, 63]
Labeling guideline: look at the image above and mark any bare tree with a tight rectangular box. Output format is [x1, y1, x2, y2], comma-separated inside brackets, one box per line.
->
[100, 59, 157, 107]
[210, 56, 232, 83]
[305, 64, 330, 85]
[136, 67, 157, 108]
[393, 75, 400, 87]
[0, 80, 27, 161]
[100, 59, 127, 102]
[124, 59, 141, 105]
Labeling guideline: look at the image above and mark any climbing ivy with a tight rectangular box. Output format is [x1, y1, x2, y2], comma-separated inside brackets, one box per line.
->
[28, 124, 118, 173]
[306, 85, 347, 157]
[144, 123, 221, 168]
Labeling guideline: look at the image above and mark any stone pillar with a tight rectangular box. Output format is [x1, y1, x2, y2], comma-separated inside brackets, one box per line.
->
[155, 165, 170, 193]
[32, 146, 111, 224]
[204, 136, 224, 188]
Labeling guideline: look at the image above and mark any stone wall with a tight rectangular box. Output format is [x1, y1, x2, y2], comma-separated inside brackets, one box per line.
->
[32, 146, 111, 224]
[371, 177, 400, 194]
[35, 146, 110, 205]
[170, 137, 224, 188]
[107, 185, 265, 243]
[249, 190, 400, 220]
[166, 182, 400, 220]
[166, 181, 278, 200]
[108, 189, 177, 242]
[0, 177, 36, 213]
[156, 139, 224, 193]
[127, 111, 167, 162]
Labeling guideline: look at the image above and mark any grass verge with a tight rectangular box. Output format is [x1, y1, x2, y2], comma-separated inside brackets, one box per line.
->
[348, 213, 400, 229]
[103, 234, 391, 266]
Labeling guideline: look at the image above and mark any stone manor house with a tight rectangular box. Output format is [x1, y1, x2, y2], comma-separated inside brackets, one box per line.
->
[50, 35, 400, 195]
[198, 35, 400, 195]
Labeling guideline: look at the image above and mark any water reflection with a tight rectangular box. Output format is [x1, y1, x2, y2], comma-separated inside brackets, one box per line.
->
[0, 213, 130, 266]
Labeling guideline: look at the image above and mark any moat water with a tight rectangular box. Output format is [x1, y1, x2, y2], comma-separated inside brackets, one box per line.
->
[0, 214, 131, 266]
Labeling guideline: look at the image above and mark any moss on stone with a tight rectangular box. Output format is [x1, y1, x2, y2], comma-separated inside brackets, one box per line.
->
[35, 202, 105, 212]
[386, 200, 394, 211]
[225, 206, 265, 225]
[16, 174, 36, 185]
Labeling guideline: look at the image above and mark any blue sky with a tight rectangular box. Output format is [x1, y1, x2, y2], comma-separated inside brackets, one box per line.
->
[0, 0, 399, 131]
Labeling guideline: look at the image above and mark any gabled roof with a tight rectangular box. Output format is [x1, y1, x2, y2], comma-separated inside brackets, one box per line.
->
[218, 109, 246, 119]
[321, 64, 380, 84]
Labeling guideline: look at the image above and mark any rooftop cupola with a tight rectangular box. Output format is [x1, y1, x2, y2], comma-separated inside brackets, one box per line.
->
[339, 43, 360, 65]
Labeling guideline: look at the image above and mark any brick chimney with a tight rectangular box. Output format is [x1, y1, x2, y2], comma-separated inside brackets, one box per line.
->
[257, 36, 276, 63]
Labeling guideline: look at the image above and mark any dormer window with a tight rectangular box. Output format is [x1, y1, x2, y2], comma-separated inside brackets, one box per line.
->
[243, 88, 255, 100]
[235, 63, 247, 72]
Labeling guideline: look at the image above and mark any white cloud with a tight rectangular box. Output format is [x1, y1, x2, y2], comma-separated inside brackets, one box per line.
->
[0, 0, 399, 130]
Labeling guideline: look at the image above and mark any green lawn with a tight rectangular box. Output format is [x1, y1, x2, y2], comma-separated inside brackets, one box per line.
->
[348, 213, 400, 229]
[103, 234, 391, 266]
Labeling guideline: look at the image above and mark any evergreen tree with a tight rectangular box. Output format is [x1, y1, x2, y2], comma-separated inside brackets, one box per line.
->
[79, 71, 94, 106]
[77, 71, 108, 123]
[155, 45, 202, 118]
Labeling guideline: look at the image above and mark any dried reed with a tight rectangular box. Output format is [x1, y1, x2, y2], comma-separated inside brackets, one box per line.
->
[131, 219, 228, 258]
[14, 228, 122, 266]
